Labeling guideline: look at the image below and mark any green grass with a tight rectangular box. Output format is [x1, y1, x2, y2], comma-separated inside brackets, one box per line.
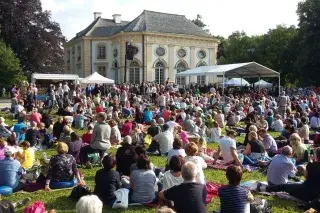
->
[1, 111, 302, 213]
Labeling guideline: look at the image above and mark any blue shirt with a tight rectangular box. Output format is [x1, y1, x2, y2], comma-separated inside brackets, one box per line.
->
[143, 111, 153, 123]
[0, 157, 22, 189]
[267, 154, 296, 185]
[219, 185, 249, 213]
[13, 122, 27, 140]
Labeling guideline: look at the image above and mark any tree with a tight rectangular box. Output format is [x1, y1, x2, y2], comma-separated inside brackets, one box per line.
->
[0, 0, 66, 75]
[191, 14, 210, 33]
[296, 0, 320, 86]
[0, 39, 26, 88]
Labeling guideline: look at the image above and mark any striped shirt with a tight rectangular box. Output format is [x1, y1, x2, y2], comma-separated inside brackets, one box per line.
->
[218, 185, 249, 213]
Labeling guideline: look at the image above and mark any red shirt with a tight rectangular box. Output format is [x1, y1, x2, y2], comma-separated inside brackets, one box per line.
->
[162, 110, 171, 121]
[29, 113, 42, 125]
[121, 122, 132, 136]
[96, 106, 104, 113]
[82, 132, 92, 144]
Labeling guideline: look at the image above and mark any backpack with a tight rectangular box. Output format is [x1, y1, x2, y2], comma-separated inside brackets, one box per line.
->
[250, 198, 271, 213]
[69, 185, 92, 201]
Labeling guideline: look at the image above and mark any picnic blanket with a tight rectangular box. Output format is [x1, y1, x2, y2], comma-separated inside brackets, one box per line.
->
[240, 180, 305, 203]
[207, 160, 259, 172]
[206, 182, 223, 204]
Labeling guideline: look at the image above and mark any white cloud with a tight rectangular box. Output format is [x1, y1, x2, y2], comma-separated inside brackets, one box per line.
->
[41, 0, 301, 40]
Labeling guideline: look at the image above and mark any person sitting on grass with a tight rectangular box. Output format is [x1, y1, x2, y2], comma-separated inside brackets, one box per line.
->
[258, 147, 320, 202]
[271, 114, 284, 132]
[68, 132, 84, 161]
[18, 127, 27, 144]
[18, 141, 35, 170]
[25, 121, 41, 147]
[213, 130, 243, 167]
[79, 112, 111, 169]
[81, 124, 93, 145]
[290, 133, 308, 165]
[116, 136, 136, 176]
[184, 142, 207, 184]
[162, 155, 185, 191]
[59, 125, 73, 144]
[130, 146, 155, 173]
[266, 146, 297, 185]
[298, 116, 310, 143]
[159, 161, 206, 213]
[94, 154, 120, 207]
[0, 146, 22, 192]
[152, 124, 174, 156]
[130, 155, 157, 204]
[242, 131, 269, 165]
[167, 138, 186, 164]
[109, 120, 121, 145]
[45, 142, 84, 192]
[257, 129, 278, 157]
[216, 165, 254, 213]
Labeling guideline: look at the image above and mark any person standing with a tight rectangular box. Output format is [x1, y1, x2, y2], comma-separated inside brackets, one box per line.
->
[278, 91, 290, 119]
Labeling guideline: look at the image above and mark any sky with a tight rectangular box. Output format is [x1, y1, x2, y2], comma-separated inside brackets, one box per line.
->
[41, 0, 302, 41]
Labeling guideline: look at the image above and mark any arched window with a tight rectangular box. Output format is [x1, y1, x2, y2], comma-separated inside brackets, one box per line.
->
[176, 61, 187, 85]
[129, 61, 140, 84]
[155, 61, 165, 84]
[196, 62, 207, 84]
[97, 45, 106, 59]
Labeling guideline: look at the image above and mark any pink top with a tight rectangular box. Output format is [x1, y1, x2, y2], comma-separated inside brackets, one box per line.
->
[0, 146, 5, 160]
[29, 113, 42, 125]
[180, 131, 189, 144]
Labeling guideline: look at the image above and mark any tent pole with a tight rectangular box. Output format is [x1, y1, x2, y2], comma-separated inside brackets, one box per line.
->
[259, 76, 261, 92]
[278, 74, 281, 96]
[222, 72, 225, 95]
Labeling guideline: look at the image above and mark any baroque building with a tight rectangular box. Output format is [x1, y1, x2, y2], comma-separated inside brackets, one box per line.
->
[64, 10, 218, 84]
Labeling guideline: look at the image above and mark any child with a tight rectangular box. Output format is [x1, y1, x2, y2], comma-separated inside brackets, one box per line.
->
[18, 127, 27, 143]
[175, 126, 189, 145]
[82, 124, 93, 144]
[19, 141, 35, 169]
[209, 121, 221, 143]
[75, 110, 86, 129]
[196, 137, 214, 161]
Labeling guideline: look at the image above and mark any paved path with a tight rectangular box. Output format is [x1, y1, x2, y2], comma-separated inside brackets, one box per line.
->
[0, 99, 11, 109]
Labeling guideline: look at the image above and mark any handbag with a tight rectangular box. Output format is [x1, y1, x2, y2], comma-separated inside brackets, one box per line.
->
[250, 198, 271, 213]
[112, 188, 129, 209]
[69, 185, 92, 201]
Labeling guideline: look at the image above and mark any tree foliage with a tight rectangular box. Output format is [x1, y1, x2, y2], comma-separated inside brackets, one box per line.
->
[191, 14, 210, 34]
[0, 0, 66, 75]
[0, 39, 26, 87]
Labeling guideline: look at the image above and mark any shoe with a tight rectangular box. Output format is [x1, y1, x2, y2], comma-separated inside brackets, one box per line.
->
[15, 197, 31, 208]
[85, 162, 93, 169]
[256, 182, 267, 192]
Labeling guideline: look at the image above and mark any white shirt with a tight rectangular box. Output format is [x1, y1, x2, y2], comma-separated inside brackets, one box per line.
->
[209, 127, 221, 143]
[162, 171, 184, 191]
[310, 116, 320, 129]
[63, 85, 70, 93]
[58, 86, 63, 95]
[219, 136, 237, 163]
[180, 112, 186, 121]
[154, 131, 174, 154]
[271, 120, 284, 132]
[167, 148, 186, 163]
[158, 95, 166, 107]
[180, 102, 187, 109]
[166, 121, 179, 132]
[184, 156, 207, 184]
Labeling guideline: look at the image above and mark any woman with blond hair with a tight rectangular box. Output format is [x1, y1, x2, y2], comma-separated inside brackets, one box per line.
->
[243, 131, 270, 165]
[290, 133, 308, 164]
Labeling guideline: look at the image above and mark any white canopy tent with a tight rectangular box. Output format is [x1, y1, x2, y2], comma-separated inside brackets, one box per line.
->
[222, 78, 250, 86]
[31, 73, 79, 84]
[253, 79, 273, 88]
[176, 62, 280, 94]
[80, 72, 114, 84]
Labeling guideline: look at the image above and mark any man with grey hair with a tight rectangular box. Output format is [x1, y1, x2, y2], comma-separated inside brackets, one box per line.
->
[76, 195, 103, 213]
[159, 162, 206, 213]
[265, 146, 296, 186]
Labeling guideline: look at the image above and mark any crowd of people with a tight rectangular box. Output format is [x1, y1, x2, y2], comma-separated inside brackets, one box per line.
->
[0, 81, 319, 213]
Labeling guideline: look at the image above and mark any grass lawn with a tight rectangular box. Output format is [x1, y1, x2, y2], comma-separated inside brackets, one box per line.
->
[0, 112, 302, 213]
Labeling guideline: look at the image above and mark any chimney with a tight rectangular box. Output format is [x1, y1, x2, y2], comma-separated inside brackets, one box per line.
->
[93, 12, 102, 20]
[112, 14, 122, 24]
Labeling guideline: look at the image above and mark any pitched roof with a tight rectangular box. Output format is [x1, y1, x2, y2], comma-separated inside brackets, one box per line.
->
[69, 10, 211, 42]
